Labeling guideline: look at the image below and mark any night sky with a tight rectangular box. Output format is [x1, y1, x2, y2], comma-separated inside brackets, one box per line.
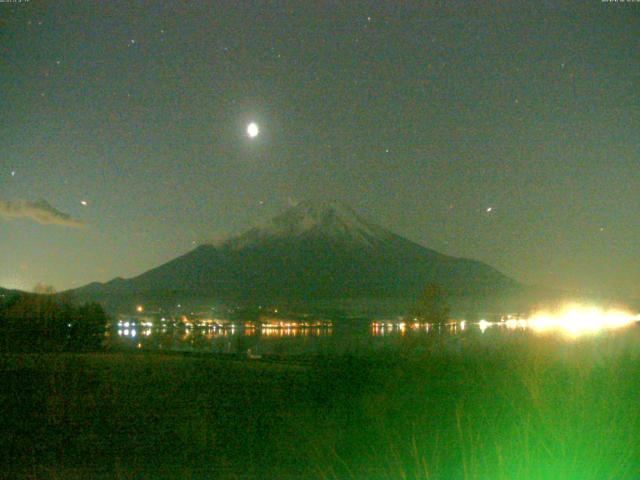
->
[1, 1, 638, 298]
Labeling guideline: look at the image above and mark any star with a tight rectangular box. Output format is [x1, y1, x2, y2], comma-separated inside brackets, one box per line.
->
[11, 170, 15, 177]
[80, 200, 88, 206]
[486, 207, 493, 212]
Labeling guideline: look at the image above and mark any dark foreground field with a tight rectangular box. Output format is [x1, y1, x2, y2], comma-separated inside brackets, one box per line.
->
[1, 334, 639, 479]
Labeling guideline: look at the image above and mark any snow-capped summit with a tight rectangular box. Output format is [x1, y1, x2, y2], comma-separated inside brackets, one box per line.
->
[223, 200, 394, 250]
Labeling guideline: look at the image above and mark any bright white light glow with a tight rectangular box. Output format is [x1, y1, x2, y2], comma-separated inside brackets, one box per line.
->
[247, 122, 259, 138]
[478, 319, 491, 333]
[472, 305, 638, 337]
[527, 305, 637, 337]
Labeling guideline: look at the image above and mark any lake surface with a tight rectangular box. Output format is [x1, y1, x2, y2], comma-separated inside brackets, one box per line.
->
[110, 316, 640, 356]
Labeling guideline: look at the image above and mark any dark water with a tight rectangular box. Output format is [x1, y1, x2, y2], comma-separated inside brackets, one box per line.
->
[111, 317, 640, 356]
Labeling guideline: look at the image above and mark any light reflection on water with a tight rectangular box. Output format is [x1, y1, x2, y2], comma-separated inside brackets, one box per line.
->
[112, 313, 639, 355]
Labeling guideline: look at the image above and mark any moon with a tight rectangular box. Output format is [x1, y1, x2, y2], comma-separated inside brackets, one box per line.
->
[247, 122, 259, 138]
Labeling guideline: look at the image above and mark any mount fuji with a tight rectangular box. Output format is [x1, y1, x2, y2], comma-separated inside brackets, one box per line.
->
[68, 201, 521, 314]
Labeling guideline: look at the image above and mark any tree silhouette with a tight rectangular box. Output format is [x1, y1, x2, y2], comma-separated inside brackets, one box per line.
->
[409, 283, 450, 323]
[0, 293, 108, 352]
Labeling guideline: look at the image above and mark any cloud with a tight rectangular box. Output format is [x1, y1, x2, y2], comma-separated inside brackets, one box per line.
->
[0, 199, 85, 228]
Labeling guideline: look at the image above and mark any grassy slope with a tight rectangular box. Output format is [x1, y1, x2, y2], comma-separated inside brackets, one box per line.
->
[1, 336, 639, 479]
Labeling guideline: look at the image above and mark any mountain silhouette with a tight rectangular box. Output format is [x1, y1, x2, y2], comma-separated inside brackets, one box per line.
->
[68, 201, 521, 314]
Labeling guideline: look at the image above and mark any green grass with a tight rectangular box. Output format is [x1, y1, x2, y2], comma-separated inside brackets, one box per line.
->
[1, 333, 639, 479]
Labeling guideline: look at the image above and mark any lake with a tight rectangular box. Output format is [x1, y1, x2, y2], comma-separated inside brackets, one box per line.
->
[111, 312, 640, 356]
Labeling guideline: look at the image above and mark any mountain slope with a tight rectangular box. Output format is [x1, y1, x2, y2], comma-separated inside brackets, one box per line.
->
[68, 201, 520, 312]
